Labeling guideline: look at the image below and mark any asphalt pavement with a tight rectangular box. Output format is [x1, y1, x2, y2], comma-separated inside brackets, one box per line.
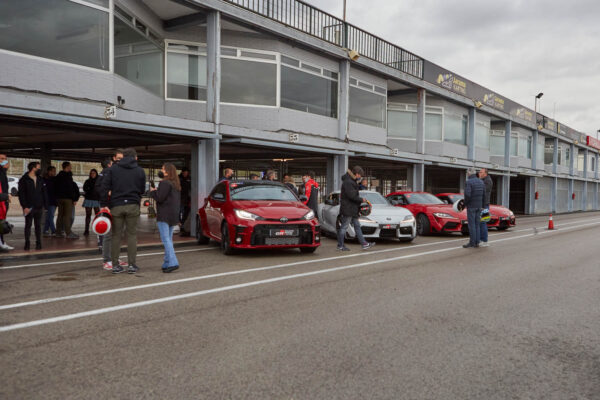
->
[1, 212, 599, 399]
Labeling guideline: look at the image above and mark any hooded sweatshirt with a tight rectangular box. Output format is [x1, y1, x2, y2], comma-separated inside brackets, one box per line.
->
[303, 178, 319, 217]
[339, 170, 363, 217]
[100, 156, 146, 208]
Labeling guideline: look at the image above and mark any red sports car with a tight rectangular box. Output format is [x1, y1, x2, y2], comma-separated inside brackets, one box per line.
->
[386, 191, 464, 236]
[435, 193, 516, 232]
[197, 180, 320, 255]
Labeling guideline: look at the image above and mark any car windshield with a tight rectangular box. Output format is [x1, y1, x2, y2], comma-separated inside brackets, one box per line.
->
[360, 191, 389, 205]
[230, 184, 298, 201]
[406, 193, 444, 205]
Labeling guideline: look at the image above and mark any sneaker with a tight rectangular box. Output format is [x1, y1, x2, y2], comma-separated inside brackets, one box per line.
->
[463, 243, 475, 248]
[43, 232, 52, 237]
[0, 242, 14, 250]
[66, 233, 79, 239]
[127, 264, 139, 274]
[479, 242, 489, 247]
[336, 246, 351, 251]
[103, 261, 113, 271]
[35, 242, 42, 250]
[163, 265, 179, 273]
[53, 232, 65, 238]
[118, 260, 128, 267]
[362, 242, 376, 250]
[112, 264, 125, 274]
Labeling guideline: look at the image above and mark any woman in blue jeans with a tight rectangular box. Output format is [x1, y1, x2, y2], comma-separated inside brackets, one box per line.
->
[150, 163, 181, 273]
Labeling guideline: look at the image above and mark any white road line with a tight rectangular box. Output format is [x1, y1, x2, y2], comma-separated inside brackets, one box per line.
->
[1, 220, 599, 332]
[1, 217, 598, 311]
[0, 247, 216, 270]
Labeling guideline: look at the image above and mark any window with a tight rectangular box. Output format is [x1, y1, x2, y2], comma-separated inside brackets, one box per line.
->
[489, 130, 505, 156]
[350, 78, 386, 128]
[526, 136, 533, 159]
[537, 140, 545, 166]
[387, 104, 442, 140]
[230, 183, 297, 201]
[166, 42, 207, 101]
[280, 56, 338, 118]
[444, 112, 467, 145]
[475, 121, 490, 149]
[426, 111, 443, 141]
[544, 139, 555, 165]
[221, 48, 277, 106]
[591, 156, 596, 172]
[577, 153, 585, 171]
[114, 16, 163, 96]
[0, 0, 109, 70]
[565, 147, 571, 165]
[510, 135, 518, 157]
[557, 145, 563, 165]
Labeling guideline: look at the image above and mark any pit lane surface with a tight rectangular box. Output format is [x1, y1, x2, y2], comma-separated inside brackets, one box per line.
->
[1, 213, 599, 399]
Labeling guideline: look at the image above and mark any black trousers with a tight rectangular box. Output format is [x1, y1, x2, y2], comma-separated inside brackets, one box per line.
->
[25, 208, 43, 244]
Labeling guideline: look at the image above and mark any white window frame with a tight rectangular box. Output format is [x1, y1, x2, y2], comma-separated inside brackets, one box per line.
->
[443, 109, 468, 146]
[350, 76, 387, 129]
[475, 119, 490, 149]
[164, 39, 208, 103]
[386, 103, 444, 142]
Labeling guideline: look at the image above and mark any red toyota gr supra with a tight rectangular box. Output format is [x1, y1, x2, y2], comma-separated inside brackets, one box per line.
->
[386, 191, 464, 236]
[436, 193, 516, 232]
[196, 180, 321, 255]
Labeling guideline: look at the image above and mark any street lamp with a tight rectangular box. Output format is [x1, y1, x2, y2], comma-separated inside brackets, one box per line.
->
[343, 0, 347, 21]
[535, 92, 544, 113]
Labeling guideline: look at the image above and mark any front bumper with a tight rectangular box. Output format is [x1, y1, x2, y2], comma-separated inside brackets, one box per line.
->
[230, 222, 320, 249]
[431, 217, 462, 233]
[461, 215, 516, 231]
[359, 221, 417, 239]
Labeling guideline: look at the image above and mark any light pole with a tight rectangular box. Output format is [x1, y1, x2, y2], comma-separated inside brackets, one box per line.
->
[534, 92, 544, 114]
[343, 0, 347, 21]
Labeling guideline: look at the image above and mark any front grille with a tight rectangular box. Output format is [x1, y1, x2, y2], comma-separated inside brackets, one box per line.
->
[361, 227, 377, 235]
[379, 228, 397, 238]
[443, 222, 460, 230]
[399, 227, 412, 235]
[251, 224, 313, 245]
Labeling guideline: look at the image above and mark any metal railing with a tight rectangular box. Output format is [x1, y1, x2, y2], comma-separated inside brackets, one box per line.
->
[223, 0, 424, 79]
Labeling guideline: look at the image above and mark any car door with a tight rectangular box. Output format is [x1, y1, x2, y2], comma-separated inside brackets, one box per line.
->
[323, 193, 340, 230]
[206, 182, 227, 238]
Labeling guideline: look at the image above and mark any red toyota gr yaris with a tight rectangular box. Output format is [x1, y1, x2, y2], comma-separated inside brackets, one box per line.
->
[196, 180, 321, 255]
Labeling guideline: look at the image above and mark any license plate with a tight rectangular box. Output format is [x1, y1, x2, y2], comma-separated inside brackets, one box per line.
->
[380, 224, 397, 229]
[270, 229, 298, 237]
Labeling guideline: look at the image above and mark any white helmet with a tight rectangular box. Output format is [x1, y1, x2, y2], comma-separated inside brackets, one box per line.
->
[452, 198, 465, 213]
[92, 210, 112, 236]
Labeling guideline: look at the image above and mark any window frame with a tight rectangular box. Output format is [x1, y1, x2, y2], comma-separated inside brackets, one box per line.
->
[164, 39, 208, 103]
[386, 103, 444, 142]
[349, 76, 387, 129]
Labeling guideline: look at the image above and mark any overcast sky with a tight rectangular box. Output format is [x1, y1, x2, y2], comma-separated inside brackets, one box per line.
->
[305, 0, 600, 135]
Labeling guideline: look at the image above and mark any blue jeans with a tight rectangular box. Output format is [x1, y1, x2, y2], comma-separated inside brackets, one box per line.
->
[44, 205, 56, 234]
[467, 207, 481, 246]
[480, 204, 489, 243]
[337, 215, 367, 248]
[157, 221, 179, 268]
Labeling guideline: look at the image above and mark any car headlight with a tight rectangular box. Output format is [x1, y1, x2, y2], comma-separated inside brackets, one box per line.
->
[509, 211, 514, 216]
[433, 212, 455, 219]
[359, 217, 376, 223]
[234, 209, 261, 221]
[303, 210, 315, 220]
[402, 215, 415, 223]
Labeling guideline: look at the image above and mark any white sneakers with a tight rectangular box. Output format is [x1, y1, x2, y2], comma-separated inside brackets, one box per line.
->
[479, 241, 489, 247]
[0, 242, 14, 251]
[102, 260, 128, 271]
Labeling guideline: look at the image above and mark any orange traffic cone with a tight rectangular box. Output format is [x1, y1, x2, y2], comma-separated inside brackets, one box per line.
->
[547, 214, 554, 230]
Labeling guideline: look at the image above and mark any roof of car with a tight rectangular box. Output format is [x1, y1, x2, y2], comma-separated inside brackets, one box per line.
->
[330, 190, 381, 194]
[228, 180, 285, 186]
[387, 191, 431, 196]
[436, 192, 463, 196]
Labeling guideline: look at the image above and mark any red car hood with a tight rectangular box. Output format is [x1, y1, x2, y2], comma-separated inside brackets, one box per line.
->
[457, 205, 512, 218]
[419, 204, 461, 218]
[231, 200, 310, 219]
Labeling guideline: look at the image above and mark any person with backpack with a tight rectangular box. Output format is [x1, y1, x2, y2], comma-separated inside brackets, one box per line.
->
[150, 163, 181, 273]
[337, 166, 375, 252]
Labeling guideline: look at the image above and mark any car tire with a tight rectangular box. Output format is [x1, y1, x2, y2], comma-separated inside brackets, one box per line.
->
[221, 223, 235, 255]
[196, 215, 210, 245]
[416, 214, 430, 236]
[300, 247, 317, 254]
[497, 226, 508, 231]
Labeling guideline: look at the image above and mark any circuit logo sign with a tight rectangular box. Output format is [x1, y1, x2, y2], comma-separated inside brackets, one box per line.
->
[515, 108, 534, 122]
[436, 73, 467, 95]
[483, 93, 505, 110]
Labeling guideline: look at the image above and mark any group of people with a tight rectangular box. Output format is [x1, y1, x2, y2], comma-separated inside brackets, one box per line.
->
[463, 167, 493, 248]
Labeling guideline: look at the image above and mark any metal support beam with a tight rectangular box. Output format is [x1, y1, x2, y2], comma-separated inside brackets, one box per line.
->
[568, 179, 573, 212]
[338, 60, 350, 142]
[531, 130, 538, 170]
[467, 107, 476, 161]
[190, 139, 219, 236]
[164, 12, 207, 31]
[504, 120, 511, 169]
[416, 88, 425, 155]
[326, 154, 348, 194]
[501, 175, 510, 208]
[412, 163, 424, 191]
[569, 143, 575, 176]
[206, 11, 221, 127]
[583, 149, 588, 210]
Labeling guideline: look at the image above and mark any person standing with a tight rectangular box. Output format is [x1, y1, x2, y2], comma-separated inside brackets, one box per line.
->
[479, 168, 493, 247]
[337, 166, 375, 251]
[463, 167, 486, 249]
[220, 168, 234, 182]
[302, 171, 320, 219]
[18, 162, 47, 250]
[264, 170, 276, 181]
[101, 148, 146, 274]
[55, 161, 79, 239]
[82, 169, 100, 236]
[0, 153, 13, 250]
[43, 166, 57, 237]
[178, 167, 191, 236]
[150, 163, 181, 273]
[359, 178, 368, 190]
[283, 174, 298, 196]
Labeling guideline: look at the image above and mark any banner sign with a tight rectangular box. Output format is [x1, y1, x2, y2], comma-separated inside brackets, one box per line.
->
[587, 136, 600, 150]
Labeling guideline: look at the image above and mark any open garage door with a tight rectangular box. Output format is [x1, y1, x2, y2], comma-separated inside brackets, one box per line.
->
[425, 166, 461, 194]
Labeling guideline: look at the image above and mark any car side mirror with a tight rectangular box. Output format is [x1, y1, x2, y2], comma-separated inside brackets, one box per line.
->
[299, 194, 308, 202]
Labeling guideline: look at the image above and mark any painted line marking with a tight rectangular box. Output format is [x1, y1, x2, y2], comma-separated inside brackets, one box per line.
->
[1, 217, 599, 311]
[1, 220, 599, 332]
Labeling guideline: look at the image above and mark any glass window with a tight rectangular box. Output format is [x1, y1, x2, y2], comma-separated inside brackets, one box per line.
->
[280, 65, 338, 118]
[489, 132, 505, 156]
[510, 136, 518, 157]
[166, 50, 207, 100]
[544, 139, 555, 165]
[565, 147, 571, 165]
[475, 122, 489, 148]
[114, 17, 163, 96]
[557, 146, 563, 165]
[591, 156, 596, 172]
[387, 110, 416, 138]
[577, 154, 585, 171]
[405, 193, 444, 205]
[444, 113, 467, 145]
[221, 58, 277, 106]
[230, 183, 297, 201]
[349, 86, 386, 128]
[0, 0, 109, 70]
[537, 141, 544, 166]
[359, 192, 388, 205]
[425, 113, 443, 141]
[526, 136, 532, 159]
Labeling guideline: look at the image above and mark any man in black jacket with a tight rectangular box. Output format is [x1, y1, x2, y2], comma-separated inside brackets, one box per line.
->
[0, 153, 13, 250]
[479, 168, 493, 247]
[101, 148, 146, 274]
[463, 167, 486, 248]
[55, 161, 79, 239]
[337, 166, 375, 251]
[178, 167, 191, 235]
[18, 161, 47, 250]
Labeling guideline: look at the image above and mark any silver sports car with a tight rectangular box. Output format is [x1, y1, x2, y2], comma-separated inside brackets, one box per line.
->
[318, 191, 417, 242]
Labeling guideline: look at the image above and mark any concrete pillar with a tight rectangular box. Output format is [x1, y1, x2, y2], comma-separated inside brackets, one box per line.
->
[595, 153, 599, 180]
[500, 174, 510, 208]
[501, 121, 511, 208]
[411, 163, 424, 192]
[326, 154, 348, 194]
[552, 138, 558, 175]
[191, 139, 219, 236]
[504, 121, 511, 169]
[583, 149, 588, 210]
[467, 107, 476, 161]
[531, 130, 538, 170]
[416, 88, 426, 154]
[552, 138, 558, 213]
[338, 60, 350, 142]
[568, 179, 573, 212]
[206, 11, 221, 127]
[569, 143, 575, 176]
[459, 172, 466, 193]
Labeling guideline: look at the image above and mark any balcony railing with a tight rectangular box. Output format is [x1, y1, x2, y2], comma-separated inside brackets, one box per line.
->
[222, 0, 424, 79]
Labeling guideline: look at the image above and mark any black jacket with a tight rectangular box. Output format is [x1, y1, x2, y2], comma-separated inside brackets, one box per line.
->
[482, 175, 493, 207]
[150, 180, 181, 226]
[95, 167, 110, 208]
[44, 176, 57, 206]
[18, 173, 47, 210]
[55, 170, 77, 200]
[340, 170, 362, 217]
[285, 182, 299, 196]
[179, 174, 191, 206]
[101, 156, 146, 208]
[464, 174, 485, 209]
[83, 177, 100, 201]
